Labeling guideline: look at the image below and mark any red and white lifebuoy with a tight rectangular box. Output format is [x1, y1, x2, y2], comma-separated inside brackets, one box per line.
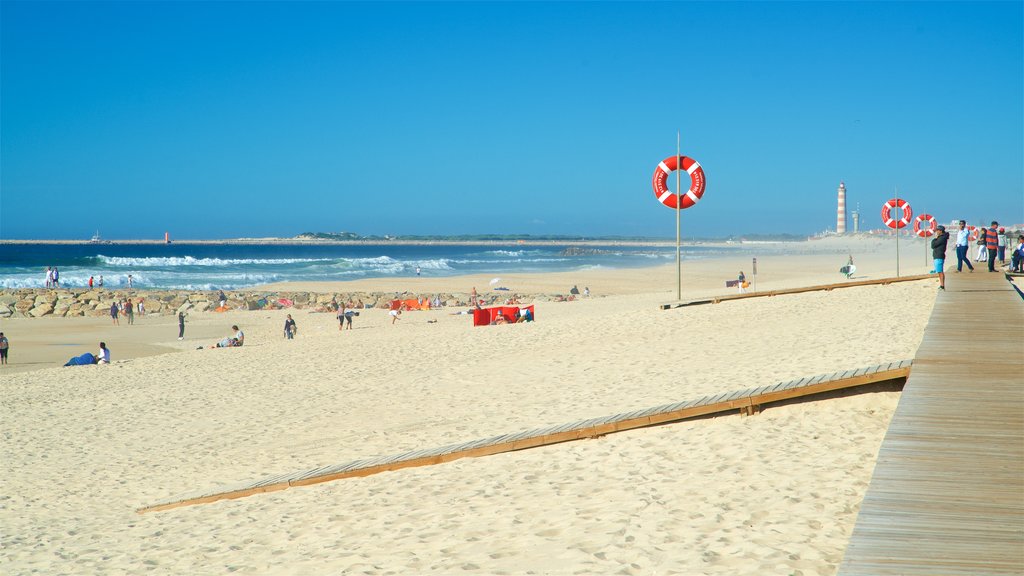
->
[913, 213, 936, 237]
[652, 155, 706, 210]
[967, 225, 978, 242]
[881, 198, 912, 229]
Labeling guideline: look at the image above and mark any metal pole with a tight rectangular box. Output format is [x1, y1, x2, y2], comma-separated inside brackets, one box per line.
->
[676, 131, 681, 301]
[894, 189, 900, 278]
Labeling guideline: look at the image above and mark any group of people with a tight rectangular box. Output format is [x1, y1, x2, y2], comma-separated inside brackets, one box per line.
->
[109, 298, 144, 325]
[931, 220, 1020, 289]
[44, 267, 61, 288]
[44, 269, 142, 290]
[971, 225, 1008, 264]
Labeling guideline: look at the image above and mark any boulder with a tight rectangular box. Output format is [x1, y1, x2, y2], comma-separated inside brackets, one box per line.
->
[28, 303, 54, 317]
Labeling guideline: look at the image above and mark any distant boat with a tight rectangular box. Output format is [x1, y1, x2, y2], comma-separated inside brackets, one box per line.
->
[89, 231, 111, 244]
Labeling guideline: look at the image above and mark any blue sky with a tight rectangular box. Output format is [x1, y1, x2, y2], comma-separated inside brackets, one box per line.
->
[2, 1, 1021, 239]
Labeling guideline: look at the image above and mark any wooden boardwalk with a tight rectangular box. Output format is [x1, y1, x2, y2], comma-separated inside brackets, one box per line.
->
[661, 273, 934, 309]
[839, 271, 1024, 574]
[139, 360, 913, 513]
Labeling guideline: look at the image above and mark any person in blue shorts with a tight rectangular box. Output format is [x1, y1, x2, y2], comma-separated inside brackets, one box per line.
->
[931, 225, 949, 290]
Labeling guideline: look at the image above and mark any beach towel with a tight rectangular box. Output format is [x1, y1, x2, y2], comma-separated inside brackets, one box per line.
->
[64, 352, 96, 366]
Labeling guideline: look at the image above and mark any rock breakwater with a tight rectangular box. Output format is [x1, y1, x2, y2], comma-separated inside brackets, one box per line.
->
[0, 288, 562, 319]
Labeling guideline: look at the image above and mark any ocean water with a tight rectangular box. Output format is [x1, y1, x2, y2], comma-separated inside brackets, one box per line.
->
[0, 243, 744, 290]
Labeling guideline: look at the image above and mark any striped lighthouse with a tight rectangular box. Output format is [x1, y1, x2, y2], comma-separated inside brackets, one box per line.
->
[836, 181, 847, 234]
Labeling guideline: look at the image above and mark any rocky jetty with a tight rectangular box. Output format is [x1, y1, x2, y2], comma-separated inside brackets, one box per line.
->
[0, 288, 568, 319]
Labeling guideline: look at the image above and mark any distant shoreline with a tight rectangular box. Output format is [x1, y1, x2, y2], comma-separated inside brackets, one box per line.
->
[0, 238, 772, 247]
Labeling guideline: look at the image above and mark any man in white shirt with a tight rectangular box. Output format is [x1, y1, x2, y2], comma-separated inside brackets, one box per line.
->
[954, 220, 975, 273]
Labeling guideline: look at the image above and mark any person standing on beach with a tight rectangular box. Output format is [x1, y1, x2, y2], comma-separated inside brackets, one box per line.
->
[52, 267, 59, 288]
[471, 286, 479, 308]
[110, 302, 120, 325]
[954, 220, 974, 272]
[98, 275, 104, 288]
[416, 266, 421, 276]
[45, 267, 52, 289]
[284, 314, 297, 339]
[126, 274, 133, 290]
[0, 332, 9, 365]
[737, 272, 746, 293]
[337, 302, 347, 331]
[125, 298, 135, 325]
[89, 276, 94, 289]
[931, 225, 949, 290]
[986, 221, 999, 272]
[218, 290, 227, 309]
[178, 311, 186, 340]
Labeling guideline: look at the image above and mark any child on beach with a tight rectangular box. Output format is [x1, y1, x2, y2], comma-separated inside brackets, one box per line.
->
[284, 315, 297, 339]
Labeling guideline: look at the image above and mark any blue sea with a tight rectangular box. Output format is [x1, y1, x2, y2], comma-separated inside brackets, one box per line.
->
[0, 243, 745, 290]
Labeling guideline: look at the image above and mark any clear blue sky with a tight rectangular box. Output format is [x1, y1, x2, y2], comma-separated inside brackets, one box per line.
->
[2, 1, 1021, 239]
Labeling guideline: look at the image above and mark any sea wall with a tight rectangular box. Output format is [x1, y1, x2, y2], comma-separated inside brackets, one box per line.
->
[0, 288, 552, 319]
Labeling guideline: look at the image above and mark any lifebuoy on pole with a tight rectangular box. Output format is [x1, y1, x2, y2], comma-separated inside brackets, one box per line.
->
[913, 213, 936, 237]
[652, 156, 706, 209]
[967, 225, 978, 242]
[881, 198, 912, 229]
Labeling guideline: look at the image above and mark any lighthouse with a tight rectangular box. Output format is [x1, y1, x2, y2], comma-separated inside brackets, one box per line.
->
[836, 181, 847, 235]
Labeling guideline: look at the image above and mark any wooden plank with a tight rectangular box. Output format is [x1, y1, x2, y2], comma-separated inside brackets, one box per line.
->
[661, 274, 934, 309]
[138, 359, 915, 514]
[839, 270, 1024, 575]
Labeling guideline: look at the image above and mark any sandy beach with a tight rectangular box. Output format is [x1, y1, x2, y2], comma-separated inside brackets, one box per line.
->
[1, 238, 939, 575]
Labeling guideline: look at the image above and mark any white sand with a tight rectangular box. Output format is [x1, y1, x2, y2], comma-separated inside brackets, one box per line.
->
[1, 237, 938, 575]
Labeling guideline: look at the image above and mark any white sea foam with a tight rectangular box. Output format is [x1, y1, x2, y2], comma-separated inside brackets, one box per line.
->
[96, 255, 331, 267]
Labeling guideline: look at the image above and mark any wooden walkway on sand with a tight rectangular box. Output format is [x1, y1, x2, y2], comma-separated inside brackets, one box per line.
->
[661, 273, 934, 309]
[139, 360, 913, 513]
[839, 271, 1024, 575]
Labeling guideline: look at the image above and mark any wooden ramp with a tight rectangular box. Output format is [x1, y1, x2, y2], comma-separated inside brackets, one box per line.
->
[139, 360, 912, 514]
[839, 271, 1024, 574]
[661, 273, 934, 309]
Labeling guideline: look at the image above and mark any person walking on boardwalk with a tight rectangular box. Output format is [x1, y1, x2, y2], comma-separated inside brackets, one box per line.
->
[975, 227, 988, 262]
[931, 225, 949, 290]
[954, 220, 974, 273]
[986, 221, 1000, 272]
